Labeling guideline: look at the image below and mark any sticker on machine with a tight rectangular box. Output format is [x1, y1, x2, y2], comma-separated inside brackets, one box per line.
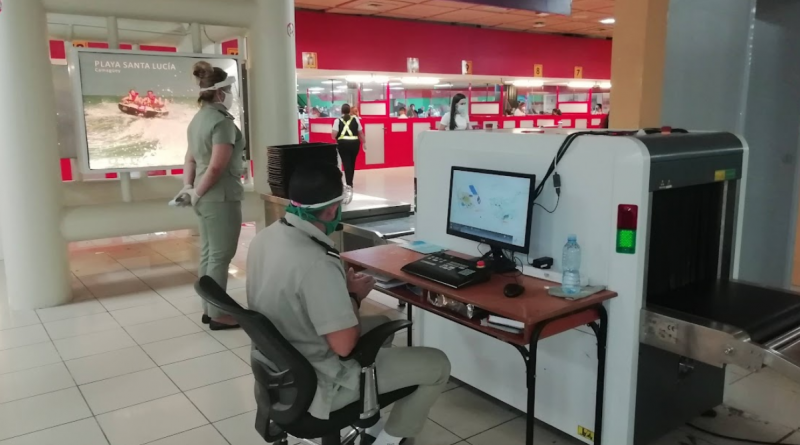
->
[577, 426, 595, 441]
[714, 169, 737, 182]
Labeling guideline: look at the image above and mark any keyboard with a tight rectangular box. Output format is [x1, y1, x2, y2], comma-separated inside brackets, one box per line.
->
[401, 252, 490, 289]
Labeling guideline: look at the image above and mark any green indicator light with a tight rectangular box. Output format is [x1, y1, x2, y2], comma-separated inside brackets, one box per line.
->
[616, 229, 636, 254]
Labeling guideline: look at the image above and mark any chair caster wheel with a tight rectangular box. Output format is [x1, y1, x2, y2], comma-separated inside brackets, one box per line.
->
[398, 301, 406, 309]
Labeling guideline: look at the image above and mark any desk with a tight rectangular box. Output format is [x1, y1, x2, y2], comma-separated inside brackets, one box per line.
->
[341, 245, 617, 445]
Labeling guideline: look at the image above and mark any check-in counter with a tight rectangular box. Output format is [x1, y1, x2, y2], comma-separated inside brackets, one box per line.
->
[261, 192, 414, 252]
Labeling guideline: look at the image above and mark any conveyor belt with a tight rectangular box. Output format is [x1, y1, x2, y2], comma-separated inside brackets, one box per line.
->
[648, 280, 800, 343]
[641, 280, 800, 385]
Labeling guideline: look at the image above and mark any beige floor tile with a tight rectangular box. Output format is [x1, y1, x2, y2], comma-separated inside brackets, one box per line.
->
[64, 346, 157, 385]
[96, 394, 207, 445]
[725, 368, 800, 429]
[0, 418, 108, 445]
[466, 417, 580, 445]
[688, 405, 793, 444]
[428, 386, 519, 438]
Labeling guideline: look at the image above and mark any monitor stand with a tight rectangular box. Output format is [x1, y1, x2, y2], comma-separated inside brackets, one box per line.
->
[483, 245, 519, 274]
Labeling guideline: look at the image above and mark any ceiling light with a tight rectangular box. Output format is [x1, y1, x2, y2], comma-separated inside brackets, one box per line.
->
[599, 82, 612, 89]
[567, 81, 595, 89]
[346, 75, 389, 84]
[511, 79, 544, 87]
[390, 87, 405, 90]
[308, 87, 325, 92]
[320, 80, 342, 85]
[401, 77, 440, 85]
[389, 82, 403, 86]
[600, 18, 615, 24]
[434, 83, 453, 88]
[362, 88, 373, 92]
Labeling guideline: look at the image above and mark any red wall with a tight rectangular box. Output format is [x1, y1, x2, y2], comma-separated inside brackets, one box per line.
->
[295, 10, 611, 79]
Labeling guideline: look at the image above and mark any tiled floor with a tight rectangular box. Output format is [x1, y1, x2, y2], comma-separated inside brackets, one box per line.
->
[0, 167, 798, 445]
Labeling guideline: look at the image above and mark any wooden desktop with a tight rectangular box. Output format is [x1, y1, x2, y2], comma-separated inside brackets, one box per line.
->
[341, 244, 618, 445]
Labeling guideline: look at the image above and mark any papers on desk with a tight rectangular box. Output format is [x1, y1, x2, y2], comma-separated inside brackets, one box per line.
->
[400, 240, 445, 255]
[481, 315, 524, 334]
[361, 270, 406, 290]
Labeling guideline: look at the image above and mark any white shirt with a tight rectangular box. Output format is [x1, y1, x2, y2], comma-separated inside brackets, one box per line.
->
[514, 108, 526, 116]
[440, 112, 469, 131]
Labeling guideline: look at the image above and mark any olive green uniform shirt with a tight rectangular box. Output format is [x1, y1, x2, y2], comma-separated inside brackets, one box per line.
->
[246, 213, 361, 420]
[187, 103, 246, 202]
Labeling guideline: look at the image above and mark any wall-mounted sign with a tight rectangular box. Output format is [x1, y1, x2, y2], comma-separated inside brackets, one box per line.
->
[73, 41, 89, 48]
[462, 60, 473, 75]
[574, 66, 584, 79]
[302, 52, 318, 69]
[407, 58, 419, 73]
[534, 64, 543, 77]
[226, 48, 239, 56]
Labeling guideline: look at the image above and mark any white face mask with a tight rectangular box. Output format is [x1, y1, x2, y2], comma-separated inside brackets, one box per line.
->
[456, 103, 467, 115]
[220, 91, 234, 110]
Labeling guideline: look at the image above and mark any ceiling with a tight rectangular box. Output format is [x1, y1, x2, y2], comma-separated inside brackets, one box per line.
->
[295, 0, 615, 38]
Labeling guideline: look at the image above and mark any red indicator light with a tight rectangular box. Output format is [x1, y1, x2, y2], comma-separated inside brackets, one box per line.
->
[617, 205, 638, 254]
[617, 205, 638, 230]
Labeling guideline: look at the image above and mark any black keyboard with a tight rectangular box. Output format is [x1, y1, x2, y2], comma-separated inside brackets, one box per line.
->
[401, 252, 490, 289]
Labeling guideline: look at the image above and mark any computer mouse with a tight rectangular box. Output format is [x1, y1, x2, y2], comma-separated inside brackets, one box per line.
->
[503, 283, 525, 298]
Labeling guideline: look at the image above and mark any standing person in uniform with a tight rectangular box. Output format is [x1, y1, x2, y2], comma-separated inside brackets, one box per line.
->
[181, 61, 246, 330]
[331, 103, 365, 204]
[247, 162, 451, 445]
[437, 93, 470, 131]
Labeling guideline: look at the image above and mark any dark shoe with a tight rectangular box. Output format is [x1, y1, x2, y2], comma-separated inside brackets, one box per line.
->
[201, 314, 211, 324]
[209, 320, 240, 331]
[359, 435, 409, 445]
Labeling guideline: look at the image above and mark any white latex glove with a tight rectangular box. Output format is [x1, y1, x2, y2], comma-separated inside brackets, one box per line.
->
[189, 189, 202, 207]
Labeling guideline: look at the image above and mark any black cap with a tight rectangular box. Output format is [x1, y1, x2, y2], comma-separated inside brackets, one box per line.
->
[288, 162, 343, 205]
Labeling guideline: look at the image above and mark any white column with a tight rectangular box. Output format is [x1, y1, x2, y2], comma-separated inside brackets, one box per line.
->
[249, 0, 298, 194]
[190, 23, 203, 53]
[0, 0, 71, 309]
[106, 16, 120, 49]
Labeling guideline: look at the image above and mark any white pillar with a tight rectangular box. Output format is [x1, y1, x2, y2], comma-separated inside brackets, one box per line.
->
[190, 23, 203, 53]
[0, 0, 71, 309]
[106, 16, 119, 49]
[249, 0, 298, 194]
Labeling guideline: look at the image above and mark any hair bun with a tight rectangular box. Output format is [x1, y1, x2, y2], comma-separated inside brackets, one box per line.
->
[192, 61, 214, 81]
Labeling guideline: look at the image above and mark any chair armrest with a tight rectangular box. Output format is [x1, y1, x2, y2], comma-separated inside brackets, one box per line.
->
[345, 320, 412, 366]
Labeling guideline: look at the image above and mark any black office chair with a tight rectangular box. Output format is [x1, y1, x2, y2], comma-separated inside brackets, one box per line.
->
[195, 276, 417, 445]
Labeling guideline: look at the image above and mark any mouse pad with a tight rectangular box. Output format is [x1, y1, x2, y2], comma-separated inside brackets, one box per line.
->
[548, 285, 607, 300]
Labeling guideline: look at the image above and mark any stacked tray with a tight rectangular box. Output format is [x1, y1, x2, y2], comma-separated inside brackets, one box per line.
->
[267, 143, 338, 198]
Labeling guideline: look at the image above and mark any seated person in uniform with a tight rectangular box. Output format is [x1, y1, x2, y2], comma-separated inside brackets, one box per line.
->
[247, 162, 451, 445]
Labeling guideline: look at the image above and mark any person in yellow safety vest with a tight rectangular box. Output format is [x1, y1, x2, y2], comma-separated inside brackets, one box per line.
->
[331, 103, 366, 204]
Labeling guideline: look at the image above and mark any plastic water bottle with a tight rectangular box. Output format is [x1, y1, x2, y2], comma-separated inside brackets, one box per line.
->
[562, 235, 582, 295]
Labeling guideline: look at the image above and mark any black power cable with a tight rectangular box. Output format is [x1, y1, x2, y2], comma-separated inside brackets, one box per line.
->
[686, 423, 777, 445]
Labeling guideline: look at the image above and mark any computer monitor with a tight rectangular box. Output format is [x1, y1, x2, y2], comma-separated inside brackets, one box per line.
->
[446, 167, 536, 272]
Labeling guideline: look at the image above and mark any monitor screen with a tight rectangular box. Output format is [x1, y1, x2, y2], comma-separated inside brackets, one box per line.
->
[447, 167, 535, 252]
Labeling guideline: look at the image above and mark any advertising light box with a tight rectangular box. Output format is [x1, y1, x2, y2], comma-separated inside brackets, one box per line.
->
[70, 49, 242, 173]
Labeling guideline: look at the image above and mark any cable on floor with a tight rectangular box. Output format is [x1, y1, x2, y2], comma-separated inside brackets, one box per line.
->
[686, 423, 779, 445]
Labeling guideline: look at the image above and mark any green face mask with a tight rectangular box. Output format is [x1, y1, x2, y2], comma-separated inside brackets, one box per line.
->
[286, 203, 342, 236]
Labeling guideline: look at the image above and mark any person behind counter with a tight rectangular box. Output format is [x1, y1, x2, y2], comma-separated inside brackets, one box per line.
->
[438, 93, 470, 131]
[331, 103, 366, 204]
[247, 161, 451, 445]
[514, 100, 526, 116]
[397, 106, 408, 119]
[179, 61, 246, 330]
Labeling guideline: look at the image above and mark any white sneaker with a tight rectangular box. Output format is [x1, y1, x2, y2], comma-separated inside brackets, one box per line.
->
[343, 185, 354, 204]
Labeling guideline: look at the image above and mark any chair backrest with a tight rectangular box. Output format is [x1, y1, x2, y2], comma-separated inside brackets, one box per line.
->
[195, 276, 318, 425]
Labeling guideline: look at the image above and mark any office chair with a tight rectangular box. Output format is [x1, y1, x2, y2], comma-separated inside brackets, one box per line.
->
[195, 276, 417, 445]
